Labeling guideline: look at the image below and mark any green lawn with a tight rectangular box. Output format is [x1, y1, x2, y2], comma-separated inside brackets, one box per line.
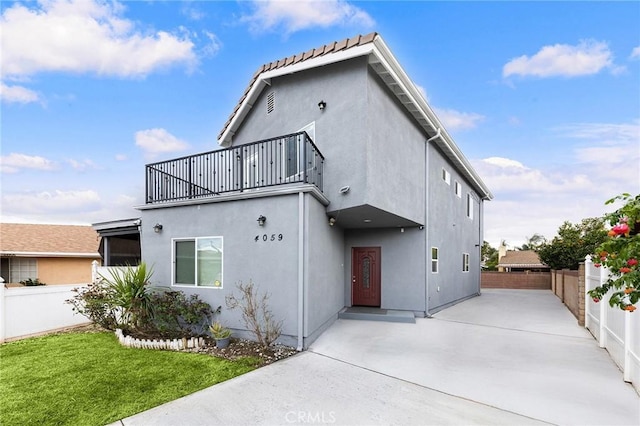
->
[0, 331, 259, 426]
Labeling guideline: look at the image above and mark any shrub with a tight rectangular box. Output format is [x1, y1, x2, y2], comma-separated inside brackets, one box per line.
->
[149, 290, 215, 338]
[226, 280, 282, 348]
[67, 281, 118, 330]
[588, 193, 640, 311]
[66, 265, 214, 338]
[20, 278, 46, 286]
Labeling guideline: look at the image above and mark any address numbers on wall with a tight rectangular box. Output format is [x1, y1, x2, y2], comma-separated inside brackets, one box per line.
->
[255, 234, 284, 242]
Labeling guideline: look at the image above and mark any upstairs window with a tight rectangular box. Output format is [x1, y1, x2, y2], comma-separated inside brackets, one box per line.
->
[455, 181, 462, 198]
[462, 253, 470, 272]
[466, 193, 474, 219]
[431, 247, 439, 273]
[442, 168, 451, 185]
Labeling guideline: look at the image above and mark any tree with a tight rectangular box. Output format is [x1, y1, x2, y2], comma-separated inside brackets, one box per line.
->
[481, 241, 499, 270]
[588, 193, 640, 311]
[536, 218, 607, 270]
[519, 233, 546, 251]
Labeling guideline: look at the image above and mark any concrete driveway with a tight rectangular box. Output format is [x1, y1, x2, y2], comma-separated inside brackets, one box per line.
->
[116, 289, 640, 426]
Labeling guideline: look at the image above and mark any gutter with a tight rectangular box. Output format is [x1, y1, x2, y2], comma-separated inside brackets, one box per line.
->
[297, 192, 305, 351]
[423, 129, 441, 318]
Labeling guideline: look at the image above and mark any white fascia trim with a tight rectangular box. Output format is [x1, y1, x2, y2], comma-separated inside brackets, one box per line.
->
[372, 37, 493, 201]
[1, 252, 100, 258]
[219, 44, 376, 147]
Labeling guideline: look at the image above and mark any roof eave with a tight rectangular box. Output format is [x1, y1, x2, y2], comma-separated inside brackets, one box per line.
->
[1, 251, 101, 258]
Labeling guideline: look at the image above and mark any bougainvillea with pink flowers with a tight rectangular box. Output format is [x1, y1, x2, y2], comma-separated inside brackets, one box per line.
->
[588, 193, 640, 312]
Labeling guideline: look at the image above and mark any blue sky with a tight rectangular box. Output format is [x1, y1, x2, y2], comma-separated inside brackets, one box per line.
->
[1, 0, 639, 248]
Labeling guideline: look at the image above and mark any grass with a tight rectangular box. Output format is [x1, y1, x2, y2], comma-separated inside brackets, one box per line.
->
[0, 330, 260, 426]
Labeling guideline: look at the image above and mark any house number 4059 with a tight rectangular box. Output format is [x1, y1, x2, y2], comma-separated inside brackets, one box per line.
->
[255, 234, 283, 242]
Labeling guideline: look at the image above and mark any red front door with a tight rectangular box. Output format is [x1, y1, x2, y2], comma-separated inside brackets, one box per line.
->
[351, 247, 381, 307]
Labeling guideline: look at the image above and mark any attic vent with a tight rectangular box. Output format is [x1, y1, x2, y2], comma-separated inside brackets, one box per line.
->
[267, 91, 275, 114]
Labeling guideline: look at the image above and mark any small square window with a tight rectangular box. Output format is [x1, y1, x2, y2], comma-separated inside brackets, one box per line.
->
[431, 247, 439, 273]
[442, 168, 451, 185]
[466, 193, 474, 219]
[462, 253, 470, 272]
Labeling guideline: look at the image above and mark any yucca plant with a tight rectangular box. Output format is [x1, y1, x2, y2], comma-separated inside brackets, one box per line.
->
[102, 263, 155, 330]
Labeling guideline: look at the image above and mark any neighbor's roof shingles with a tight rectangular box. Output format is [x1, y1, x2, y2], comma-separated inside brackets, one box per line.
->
[498, 250, 548, 268]
[217, 33, 378, 141]
[0, 223, 100, 256]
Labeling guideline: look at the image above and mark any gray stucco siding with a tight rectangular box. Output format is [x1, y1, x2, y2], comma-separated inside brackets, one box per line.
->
[365, 67, 427, 225]
[426, 143, 481, 311]
[304, 195, 345, 338]
[140, 194, 302, 342]
[344, 228, 426, 312]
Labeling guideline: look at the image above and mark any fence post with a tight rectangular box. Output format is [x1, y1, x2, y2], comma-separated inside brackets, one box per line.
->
[91, 260, 99, 284]
[584, 255, 592, 330]
[624, 310, 631, 382]
[0, 276, 5, 343]
[578, 262, 585, 326]
[599, 265, 609, 348]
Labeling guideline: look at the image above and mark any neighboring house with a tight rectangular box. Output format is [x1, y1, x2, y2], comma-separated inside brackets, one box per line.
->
[498, 250, 549, 273]
[92, 218, 141, 266]
[0, 223, 100, 286]
[137, 33, 493, 349]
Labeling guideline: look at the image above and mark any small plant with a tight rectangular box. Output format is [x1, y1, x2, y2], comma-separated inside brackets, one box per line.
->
[20, 278, 46, 286]
[209, 321, 232, 339]
[104, 263, 155, 329]
[226, 280, 282, 348]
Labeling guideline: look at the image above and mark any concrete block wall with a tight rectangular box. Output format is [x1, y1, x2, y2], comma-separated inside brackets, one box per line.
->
[481, 271, 551, 290]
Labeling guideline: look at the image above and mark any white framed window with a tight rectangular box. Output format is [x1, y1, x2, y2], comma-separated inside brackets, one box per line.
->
[442, 168, 451, 185]
[466, 193, 474, 219]
[1, 258, 37, 284]
[462, 253, 470, 272]
[455, 181, 462, 198]
[431, 247, 439, 273]
[173, 236, 223, 288]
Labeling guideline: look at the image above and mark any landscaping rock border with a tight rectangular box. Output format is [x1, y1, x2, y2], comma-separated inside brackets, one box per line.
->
[115, 328, 206, 351]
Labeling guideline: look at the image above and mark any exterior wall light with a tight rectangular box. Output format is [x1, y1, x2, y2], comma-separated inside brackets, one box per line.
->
[328, 217, 336, 226]
[318, 100, 326, 110]
[257, 215, 267, 226]
[153, 223, 163, 233]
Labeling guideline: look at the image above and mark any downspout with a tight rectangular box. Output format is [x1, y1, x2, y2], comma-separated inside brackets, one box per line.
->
[297, 192, 305, 351]
[424, 128, 441, 318]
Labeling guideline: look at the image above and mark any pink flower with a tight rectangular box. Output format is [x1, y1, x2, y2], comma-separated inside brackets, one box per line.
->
[620, 267, 632, 274]
[612, 223, 630, 235]
[594, 263, 601, 268]
[628, 258, 638, 267]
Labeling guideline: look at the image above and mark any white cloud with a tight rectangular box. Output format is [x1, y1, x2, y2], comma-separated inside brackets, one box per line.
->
[503, 40, 617, 78]
[631, 46, 640, 60]
[0, 82, 41, 104]
[0, 153, 57, 173]
[241, 0, 375, 34]
[66, 158, 100, 171]
[476, 119, 640, 249]
[434, 108, 484, 131]
[1, 0, 197, 79]
[115, 154, 128, 161]
[1, 189, 102, 214]
[201, 30, 222, 58]
[135, 128, 190, 157]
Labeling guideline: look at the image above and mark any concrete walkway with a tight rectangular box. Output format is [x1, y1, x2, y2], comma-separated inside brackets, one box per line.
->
[116, 289, 639, 425]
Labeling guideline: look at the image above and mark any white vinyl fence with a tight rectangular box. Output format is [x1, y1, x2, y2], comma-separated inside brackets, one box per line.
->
[585, 256, 640, 392]
[0, 278, 91, 343]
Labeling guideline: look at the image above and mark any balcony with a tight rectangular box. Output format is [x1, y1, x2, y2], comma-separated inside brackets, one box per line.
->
[145, 132, 324, 204]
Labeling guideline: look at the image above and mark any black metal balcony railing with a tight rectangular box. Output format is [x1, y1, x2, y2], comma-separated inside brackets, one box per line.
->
[145, 132, 324, 204]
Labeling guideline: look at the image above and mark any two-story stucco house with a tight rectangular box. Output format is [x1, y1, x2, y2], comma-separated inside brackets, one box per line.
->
[138, 33, 493, 349]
